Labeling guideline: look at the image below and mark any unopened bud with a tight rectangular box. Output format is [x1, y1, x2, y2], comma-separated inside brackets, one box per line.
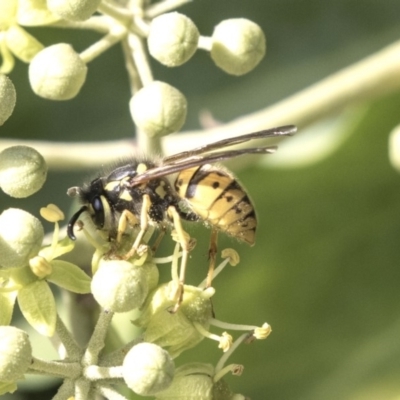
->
[0, 208, 44, 269]
[148, 12, 199, 67]
[0, 146, 47, 198]
[0, 74, 16, 125]
[211, 19, 266, 76]
[47, 0, 101, 22]
[29, 43, 87, 100]
[91, 259, 148, 312]
[123, 343, 174, 396]
[0, 326, 32, 382]
[130, 81, 187, 137]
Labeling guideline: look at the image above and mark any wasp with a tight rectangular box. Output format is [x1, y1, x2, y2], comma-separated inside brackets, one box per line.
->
[67, 125, 296, 305]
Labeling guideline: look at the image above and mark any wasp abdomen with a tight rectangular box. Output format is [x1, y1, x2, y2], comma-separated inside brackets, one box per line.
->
[174, 164, 256, 245]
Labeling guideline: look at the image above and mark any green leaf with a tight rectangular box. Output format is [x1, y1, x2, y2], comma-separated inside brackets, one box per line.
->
[48, 260, 91, 294]
[0, 290, 17, 325]
[17, 280, 56, 336]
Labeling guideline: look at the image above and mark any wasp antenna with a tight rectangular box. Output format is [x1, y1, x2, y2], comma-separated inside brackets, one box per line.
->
[67, 206, 88, 240]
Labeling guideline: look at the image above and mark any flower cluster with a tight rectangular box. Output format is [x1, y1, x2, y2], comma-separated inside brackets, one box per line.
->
[1, 0, 266, 131]
[0, 0, 273, 399]
[0, 192, 271, 398]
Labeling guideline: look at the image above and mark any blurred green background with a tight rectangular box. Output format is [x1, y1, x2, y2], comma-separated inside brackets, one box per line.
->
[2, 1, 400, 399]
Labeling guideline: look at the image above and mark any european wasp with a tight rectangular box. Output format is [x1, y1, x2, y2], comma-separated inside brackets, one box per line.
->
[67, 125, 296, 304]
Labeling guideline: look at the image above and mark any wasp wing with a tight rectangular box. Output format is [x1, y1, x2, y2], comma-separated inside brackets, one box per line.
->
[128, 146, 278, 187]
[163, 124, 296, 163]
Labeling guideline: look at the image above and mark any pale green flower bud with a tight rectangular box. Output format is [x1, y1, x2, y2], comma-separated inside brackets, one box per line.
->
[156, 363, 215, 399]
[0, 326, 32, 382]
[156, 363, 244, 400]
[148, 12, 199, 67]
[91, 259, 148, 312]
[211, 19, 266, 76]
[0, 208, 44, 269]
[47, 0, 101, 22]
[29, 43, 87, 100]
[0, 74, 16, 125]
[133, 260, 159, 292]
[123, 342, 174, 396]
[134, 284, 213, 357]
[130, 81, 187, 137]
[0, 146, 47, 198]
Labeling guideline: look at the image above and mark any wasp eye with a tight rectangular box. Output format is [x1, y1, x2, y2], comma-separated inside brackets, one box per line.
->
[92, 196, 105, 228]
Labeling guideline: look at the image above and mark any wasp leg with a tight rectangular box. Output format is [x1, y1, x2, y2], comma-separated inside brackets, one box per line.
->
[123, 194, 151, 260]
[117, 209, 139, 243]
[167, 205, 191, 312]
[206, 228, 218, 288]
[151, 225, 167, 253]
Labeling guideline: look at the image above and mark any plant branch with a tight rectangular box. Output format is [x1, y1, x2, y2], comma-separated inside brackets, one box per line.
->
[3, 39, 400, 167]
[82, 309, 114, 366]
[145, 0, 193, 18]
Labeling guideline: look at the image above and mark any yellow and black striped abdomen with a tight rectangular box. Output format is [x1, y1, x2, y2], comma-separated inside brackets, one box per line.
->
[174, 164, 256, 245]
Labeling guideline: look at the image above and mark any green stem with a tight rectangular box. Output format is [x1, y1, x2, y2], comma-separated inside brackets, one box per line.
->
[52, 379, 75, 400]
[80, 27, 128, 64]
[84, 365, 123, 380]
[75, 378, 91, 400]
[145, 0, 193, 18]
[55, 315, 82, 359]
[28, 357, 81, 378]
[215, 332, 249, 374]
[96, 384, 130, 400]
[99, 337, 143, 367]
[82, 309, 114, 366]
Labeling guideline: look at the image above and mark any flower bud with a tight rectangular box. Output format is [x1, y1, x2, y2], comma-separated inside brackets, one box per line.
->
[0, 326, 32, 382]
[29, 43, 87, 100]
[134, 284, 213, 357]
[47, 0, 101, 22]
[91, 259, 148, 312]
[148, 12, 199, 67]
[123, 343, 174, 396]
[211, 19, 266, 76]
[130, 81, 187, 137]
[0, 208, 44, 269]
[134, 261, 159, 292]
[156, 363, 214, 399]
[0, 146, 47, 198]
[157, 363, 245, 400]
[0, 74, 16, 125]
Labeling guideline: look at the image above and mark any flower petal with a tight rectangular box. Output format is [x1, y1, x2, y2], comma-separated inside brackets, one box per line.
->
[5, 24, 43, 63]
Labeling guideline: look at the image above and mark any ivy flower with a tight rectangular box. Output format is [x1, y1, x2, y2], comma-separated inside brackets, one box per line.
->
[134, 246, 271, 358]
[0, 205, 91, 336]
[0, 0, 56, 73]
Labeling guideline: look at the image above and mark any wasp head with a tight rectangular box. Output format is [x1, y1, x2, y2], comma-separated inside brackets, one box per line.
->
[67, 178, 113, 240]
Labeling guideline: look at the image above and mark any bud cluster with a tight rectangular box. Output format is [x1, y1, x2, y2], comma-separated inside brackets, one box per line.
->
[1, 1, 266, 138]
[0, 1, 273, 399]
